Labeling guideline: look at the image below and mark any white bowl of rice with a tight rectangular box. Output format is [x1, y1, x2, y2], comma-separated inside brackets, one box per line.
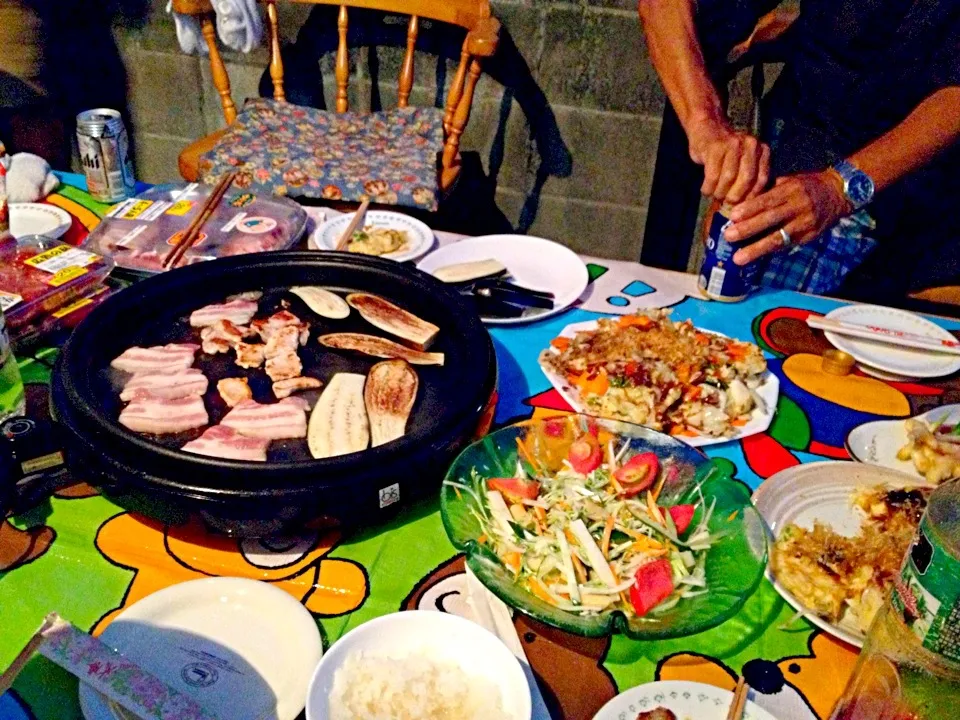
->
[305, 610, 532, 720]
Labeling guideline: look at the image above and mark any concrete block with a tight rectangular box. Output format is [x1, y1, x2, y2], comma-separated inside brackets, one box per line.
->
[497, 188, 647, 260]
[539, 6, 665, 115]
[133, 133, 190, 184]
[128, 50, 206, 139]
[538, 105, 661, 205]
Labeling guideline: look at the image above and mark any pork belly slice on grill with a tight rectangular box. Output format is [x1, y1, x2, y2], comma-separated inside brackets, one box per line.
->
[200, 319, 249, 355]
[111, 343, 201, 374]
[220, 397, 308, 440]
[272, 376, 323, 399]
[120, 368, 209, 401]
[189, 299, 258, 328]
[217, 377, 253, 407]
[236, 342, 266, 369]
[251, 310, 310, 345]
[118, 391, 209, 435]
[265, 351, 303, 382]
[181, 425, 269, 462]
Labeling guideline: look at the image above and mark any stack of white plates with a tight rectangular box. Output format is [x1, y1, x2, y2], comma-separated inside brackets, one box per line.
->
[822, 305, 960, 381]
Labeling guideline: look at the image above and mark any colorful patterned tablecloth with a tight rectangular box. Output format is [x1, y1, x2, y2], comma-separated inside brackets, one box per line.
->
[3, 175, 960, 720]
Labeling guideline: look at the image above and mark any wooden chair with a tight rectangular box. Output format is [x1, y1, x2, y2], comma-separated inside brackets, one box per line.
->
[172, 0, 499, 210]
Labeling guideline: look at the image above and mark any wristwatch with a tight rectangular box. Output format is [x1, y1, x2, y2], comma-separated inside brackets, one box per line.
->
[831, 160, 875, 211]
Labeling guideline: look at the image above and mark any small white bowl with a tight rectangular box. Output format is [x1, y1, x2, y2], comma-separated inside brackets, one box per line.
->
[305, 610, 532, 720]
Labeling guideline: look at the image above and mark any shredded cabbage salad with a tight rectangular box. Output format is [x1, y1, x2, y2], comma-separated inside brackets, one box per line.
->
[446, 427, 721, 619]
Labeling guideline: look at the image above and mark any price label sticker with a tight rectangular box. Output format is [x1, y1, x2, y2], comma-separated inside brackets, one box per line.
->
[24, 246, 100, 273]
[0, 291, 23, 312]
[47, 266, 89, 287]
[166, 200, 195, 216]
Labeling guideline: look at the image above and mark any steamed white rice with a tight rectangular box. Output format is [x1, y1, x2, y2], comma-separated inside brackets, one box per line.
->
[329, 650, 510, 720]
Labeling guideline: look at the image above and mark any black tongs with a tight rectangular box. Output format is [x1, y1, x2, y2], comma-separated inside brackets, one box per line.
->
[464, 278, 556, 310]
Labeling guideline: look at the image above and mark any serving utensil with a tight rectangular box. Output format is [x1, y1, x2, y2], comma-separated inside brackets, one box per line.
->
[808, 316, 960, 356]
[162, 172, 236, 269]
[726, 677, 749, 720]
[334, 198, 370, 251]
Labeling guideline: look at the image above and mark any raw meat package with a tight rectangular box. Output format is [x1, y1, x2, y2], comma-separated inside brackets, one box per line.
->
[0, 234, 115, 330]
[82, 182, 308, 273]
[10, 280, 120, 351]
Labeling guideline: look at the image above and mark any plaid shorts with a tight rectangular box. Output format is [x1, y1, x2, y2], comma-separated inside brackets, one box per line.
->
[758, 210, 877, 294]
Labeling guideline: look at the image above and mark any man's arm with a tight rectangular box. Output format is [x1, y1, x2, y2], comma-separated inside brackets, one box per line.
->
[726, 86, 960, 265]
[638, 0, 769, 202]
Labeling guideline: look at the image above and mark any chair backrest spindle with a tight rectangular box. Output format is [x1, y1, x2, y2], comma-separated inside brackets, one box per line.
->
[443, 43, 470, 134]
[265, 1, 286, 101]
[398, 15, 419, 108]
[336, 5, 350, 112]
[200, 13, 238, 123]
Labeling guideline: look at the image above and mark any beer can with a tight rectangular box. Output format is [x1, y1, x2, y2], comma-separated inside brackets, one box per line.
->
[76, 109, 136, 204]
[697, 204, 761, 302]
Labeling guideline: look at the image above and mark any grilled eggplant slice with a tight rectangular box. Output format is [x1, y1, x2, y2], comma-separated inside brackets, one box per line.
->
[318, 333, 444, 366]
[364, 360, 418, 447]
[307, 373, 369, 459]
[432, 258, 508, 284]
[346, 293, 439, 349]
[289, 286, 351, 320]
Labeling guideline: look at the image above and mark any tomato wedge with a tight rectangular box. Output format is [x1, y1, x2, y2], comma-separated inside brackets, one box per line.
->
[629, 559, 675, 616]
[614, 452, 659, 496]
[568, 435, 602, 474]
[666, 504, 697, 534]
[488, 477, 541, 503]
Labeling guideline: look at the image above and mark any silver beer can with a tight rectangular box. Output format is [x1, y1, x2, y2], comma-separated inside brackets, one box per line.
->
[76, 108, 136, 203]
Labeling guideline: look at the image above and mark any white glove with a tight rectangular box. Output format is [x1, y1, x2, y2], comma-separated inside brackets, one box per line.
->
[166, 0, 263, 56]
[5, 153, 59, 203]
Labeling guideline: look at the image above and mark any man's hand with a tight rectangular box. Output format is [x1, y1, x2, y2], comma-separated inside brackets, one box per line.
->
[723, 171, 852, 265]
[687, 117, 771, 204]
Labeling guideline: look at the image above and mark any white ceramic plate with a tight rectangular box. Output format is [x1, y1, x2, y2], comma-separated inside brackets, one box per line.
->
[78, 577, 322, 720]
[10, 202, 72, 239]
[824, 304, 960, 378]
[752, 461, 933, 648]
[417, 235, 589, 325]
[308, 210, 434, 262]
[539, 320, 780, 447]
[846, 404, 960, 480]
[593, 680, 779, 720]
[305, 610, 531, 720]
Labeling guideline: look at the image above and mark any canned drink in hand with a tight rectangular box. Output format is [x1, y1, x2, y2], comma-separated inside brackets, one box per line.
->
[698, 203, 761, 302]
[76, 108, 135, 204]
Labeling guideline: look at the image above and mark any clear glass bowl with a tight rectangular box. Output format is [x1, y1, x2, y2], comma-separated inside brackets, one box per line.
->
[440, 414, 769, 639]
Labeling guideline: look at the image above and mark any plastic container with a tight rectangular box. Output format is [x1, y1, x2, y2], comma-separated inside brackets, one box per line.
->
[9, 279, 119, 352]
[82, 183, 308, 274]
[0, 234, 115, 331]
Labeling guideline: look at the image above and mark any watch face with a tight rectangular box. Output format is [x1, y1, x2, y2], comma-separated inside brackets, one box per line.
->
[847, 172, 875, 205]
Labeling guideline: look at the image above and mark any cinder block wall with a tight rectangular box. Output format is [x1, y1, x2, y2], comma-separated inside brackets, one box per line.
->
[114, 0, 752, 261]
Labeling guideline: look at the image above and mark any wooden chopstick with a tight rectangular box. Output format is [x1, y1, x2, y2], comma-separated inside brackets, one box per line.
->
[806, 316, 960, 356]
[726, 677, 749, 720]
[335, 198, 371, 251]
[162, 172, 236, 269]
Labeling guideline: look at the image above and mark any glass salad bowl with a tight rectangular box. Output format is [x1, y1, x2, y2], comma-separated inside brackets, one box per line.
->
[440, 414, 768, 639]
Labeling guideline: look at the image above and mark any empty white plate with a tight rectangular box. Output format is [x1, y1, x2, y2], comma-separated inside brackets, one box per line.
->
[824, 305, 960, 378]
[308, 210, 434, 263]
[417, 234, 589, 325]
[78, 577, 322, 720]
[593, 680, 779, 720]
[752, 461, 932, 647]
[10, 202, 72, 239]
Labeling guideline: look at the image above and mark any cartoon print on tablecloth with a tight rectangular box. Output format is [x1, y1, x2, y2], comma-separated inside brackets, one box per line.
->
[0, 385, 99, 573]
[90, 513, 368, 634]
[657, 631, 857, 720]
[403, 555, 617, 720]
[750, 307, 960, 456]
[577, 261, 693, 315]
[0, 689, 35, 720]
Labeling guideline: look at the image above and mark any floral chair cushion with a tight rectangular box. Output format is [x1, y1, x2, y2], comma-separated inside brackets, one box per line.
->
[199, 98, 444, 211]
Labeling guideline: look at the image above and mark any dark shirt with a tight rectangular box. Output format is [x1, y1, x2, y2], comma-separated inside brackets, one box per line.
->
[698, 0, 960, 295]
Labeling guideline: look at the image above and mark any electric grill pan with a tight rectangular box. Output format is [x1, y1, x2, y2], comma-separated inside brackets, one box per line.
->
[51, 252, 496, 536]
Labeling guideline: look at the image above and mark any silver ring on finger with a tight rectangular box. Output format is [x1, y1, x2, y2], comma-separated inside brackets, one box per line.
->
[779, 227, 793, 248]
